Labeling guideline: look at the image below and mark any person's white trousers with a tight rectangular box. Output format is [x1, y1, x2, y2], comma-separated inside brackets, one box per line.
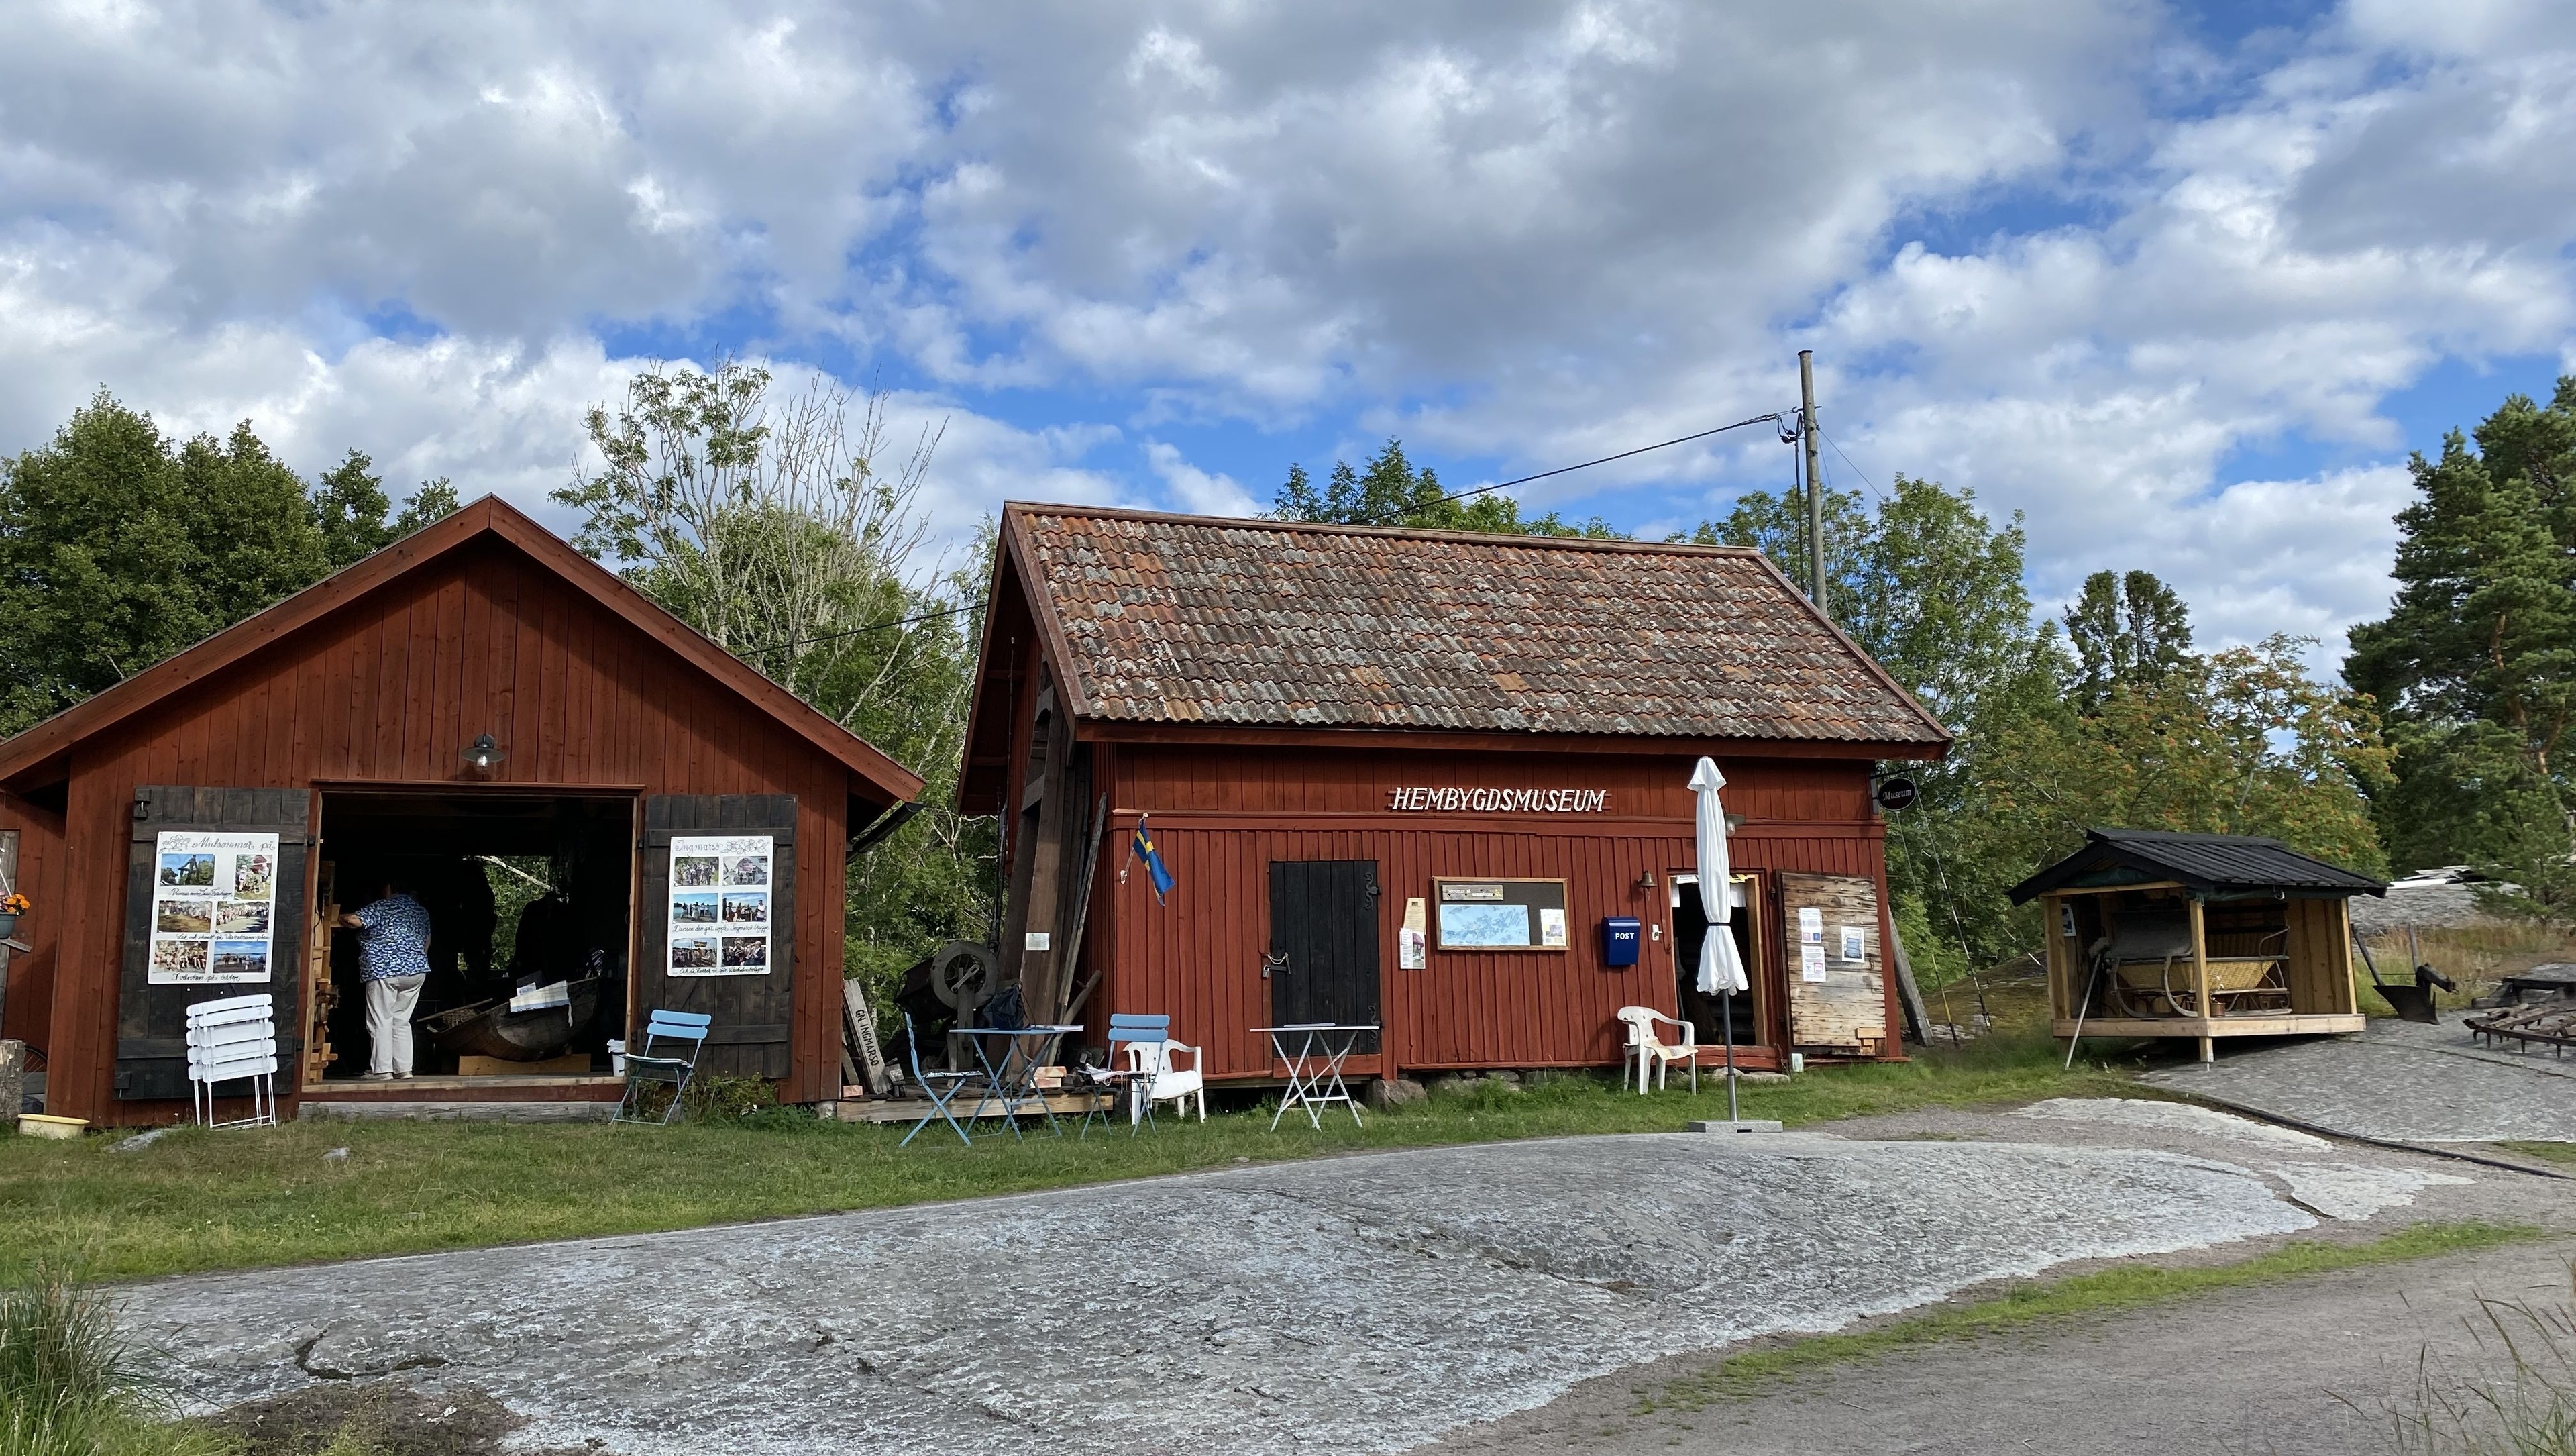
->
[365, 973, 427, 1076]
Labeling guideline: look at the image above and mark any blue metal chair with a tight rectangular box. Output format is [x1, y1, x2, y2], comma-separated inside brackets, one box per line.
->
[1077, 1012, 1171, 1137]
[900, 1011, 982, 1147]
[611, 1010, 712, 1124]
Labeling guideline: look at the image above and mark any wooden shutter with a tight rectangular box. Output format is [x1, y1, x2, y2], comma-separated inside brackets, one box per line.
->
[1778, 871, 1888, 1057]
[637, 795, 797, 1080]
[118, 787, 311, 1101]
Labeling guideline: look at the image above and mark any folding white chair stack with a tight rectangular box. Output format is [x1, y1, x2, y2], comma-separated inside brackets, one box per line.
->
[186, 992, 280, 1129]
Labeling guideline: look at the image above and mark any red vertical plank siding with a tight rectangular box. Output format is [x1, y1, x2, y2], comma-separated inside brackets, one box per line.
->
[0, 792, 67, 1045]
[19, 534, 898, 1125]
[1088, 743, 1890, 1081]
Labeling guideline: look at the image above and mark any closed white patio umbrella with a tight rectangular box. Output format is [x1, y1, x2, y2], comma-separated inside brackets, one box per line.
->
[1689, 757, 1750, 1121]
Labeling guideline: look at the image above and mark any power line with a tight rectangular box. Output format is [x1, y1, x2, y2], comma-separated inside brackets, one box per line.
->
[1360, 411, 1796, 527]
[1816, 424, 1892, 505]
[784, 409, 1807, 647]
[783, 599, 982, 649]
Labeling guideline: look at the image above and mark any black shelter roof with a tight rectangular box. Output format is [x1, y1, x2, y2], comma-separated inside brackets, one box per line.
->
[2008, 827, 2386, 904]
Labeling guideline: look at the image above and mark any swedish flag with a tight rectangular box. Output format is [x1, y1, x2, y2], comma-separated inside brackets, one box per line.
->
[1129, 815, 1175, 904]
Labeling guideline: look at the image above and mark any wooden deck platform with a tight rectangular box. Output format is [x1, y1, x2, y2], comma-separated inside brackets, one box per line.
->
[2057, 1012, 2365, 1063]
[826, 1091, 1111, 1125]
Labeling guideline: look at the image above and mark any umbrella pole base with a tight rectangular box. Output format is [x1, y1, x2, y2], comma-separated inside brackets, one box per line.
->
[1688, 1119, 1784, 1133]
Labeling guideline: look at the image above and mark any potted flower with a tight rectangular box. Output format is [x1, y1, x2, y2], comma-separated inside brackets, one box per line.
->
[0, 892, 29, 941]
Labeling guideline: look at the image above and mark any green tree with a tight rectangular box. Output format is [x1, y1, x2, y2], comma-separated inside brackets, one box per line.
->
[2346, 382, 2576, 878]
[1690, 479, 2388, 980]
[311, 450, 396, 568]
[0, 393, 470, 737]
[1692, 477, 2068, 977]
[1979, 636, 2390, 876]
[0, 396, 315, 732]
[2063, 569, 2196, 707]
[1273, 439, 1621, 538]
[554, 361, 996, 993]
[308, 450, 459, 566]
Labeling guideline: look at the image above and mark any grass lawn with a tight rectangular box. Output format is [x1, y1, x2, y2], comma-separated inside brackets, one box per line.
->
[1635, 1219, 2552, 1412]
[0, 1033, 2144, 1286]
[2500, 1141, 2576, 1169]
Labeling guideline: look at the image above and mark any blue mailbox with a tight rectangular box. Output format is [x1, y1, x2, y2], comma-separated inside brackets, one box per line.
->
[1601, 916, 1642, 968]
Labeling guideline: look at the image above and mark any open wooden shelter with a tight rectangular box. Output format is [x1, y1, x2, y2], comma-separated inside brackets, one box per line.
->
[2012, 827, 2384, 1061]
[0, 497, 921, 1126]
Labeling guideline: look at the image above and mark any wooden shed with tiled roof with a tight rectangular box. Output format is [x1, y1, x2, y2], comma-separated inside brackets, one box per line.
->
[959, 503, 1950, 1084]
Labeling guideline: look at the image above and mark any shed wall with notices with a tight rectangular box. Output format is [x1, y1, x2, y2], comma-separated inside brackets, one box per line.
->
[0, 498, 920, 1126]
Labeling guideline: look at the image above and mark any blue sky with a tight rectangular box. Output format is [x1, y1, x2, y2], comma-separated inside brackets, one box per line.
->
[5, 0, 2574, 669]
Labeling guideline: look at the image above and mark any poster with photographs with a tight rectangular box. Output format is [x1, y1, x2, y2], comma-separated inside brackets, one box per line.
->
[669, 834, 772, 977]
[147, 831, 279, 984]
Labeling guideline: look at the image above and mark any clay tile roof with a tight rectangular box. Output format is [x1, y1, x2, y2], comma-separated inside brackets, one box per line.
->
[1007, 505, 1949, 748]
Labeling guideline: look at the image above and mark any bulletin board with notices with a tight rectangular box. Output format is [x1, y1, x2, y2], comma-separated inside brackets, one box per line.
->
[1778, 872, 1887, 1055]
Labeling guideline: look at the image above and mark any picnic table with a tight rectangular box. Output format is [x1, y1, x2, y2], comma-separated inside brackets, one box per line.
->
[1255, 1023, 1375, 1131]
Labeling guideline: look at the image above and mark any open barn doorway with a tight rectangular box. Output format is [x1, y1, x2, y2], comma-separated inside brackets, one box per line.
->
[1671, 872, 1763, 1051]
[311, 789, 635, 1084]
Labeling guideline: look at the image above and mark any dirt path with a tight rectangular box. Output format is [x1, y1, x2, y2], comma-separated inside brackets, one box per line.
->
[1410, 1237, 2576, 1455]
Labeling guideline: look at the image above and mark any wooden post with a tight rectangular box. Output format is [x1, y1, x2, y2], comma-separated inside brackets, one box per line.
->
[2041, 895, 2066, 1022]
[2332, 898, 2357, 1015]
[2188, 897, 2213, 1062]
[1886, 916, 1931, 1045]
[0, 829, 16, 1033]
[1800, 350, 1828, 617]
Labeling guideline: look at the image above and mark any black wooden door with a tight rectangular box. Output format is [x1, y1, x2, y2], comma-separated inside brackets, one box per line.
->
[118, 786, 311, 1101]
[638, 795, 797, 1080]
[1267, 860, 1381, 1051]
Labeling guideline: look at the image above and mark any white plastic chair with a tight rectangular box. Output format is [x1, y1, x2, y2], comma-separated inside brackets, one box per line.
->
[1126, 1038, 1205, 1125]
[1615, 1006, 1701, 1095]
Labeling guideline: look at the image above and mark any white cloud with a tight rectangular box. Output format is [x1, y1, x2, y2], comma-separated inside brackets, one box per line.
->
[1, 0, 2573, 674]
[1143, 441, 1256, 516]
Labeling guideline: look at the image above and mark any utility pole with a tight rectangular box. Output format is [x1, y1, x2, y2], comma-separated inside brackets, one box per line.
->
[1799, 349, 1828, 621]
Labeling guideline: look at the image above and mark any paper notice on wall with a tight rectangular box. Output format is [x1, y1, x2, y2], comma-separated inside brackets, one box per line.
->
[148, 831, 279, 985]
[669, 834, 772, 977]
[1399, 898, 1428, 970]
[1839, 925, 1864, 962]
[1538, 906, 1568, 948]
[1800, 943, 1829, 982]
[1797, 906, 1824, 944]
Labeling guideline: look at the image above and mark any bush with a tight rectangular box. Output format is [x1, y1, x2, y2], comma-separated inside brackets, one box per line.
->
[621, 1071, 782, 1125]
[0, 1265, 230, 1455]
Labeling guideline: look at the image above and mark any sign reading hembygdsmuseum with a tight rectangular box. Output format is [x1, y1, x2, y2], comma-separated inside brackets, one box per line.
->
[1386, 787, 1609, 813]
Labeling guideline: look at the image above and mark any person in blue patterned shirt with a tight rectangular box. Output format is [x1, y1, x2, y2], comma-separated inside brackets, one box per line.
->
[337, 880, 435, 1079]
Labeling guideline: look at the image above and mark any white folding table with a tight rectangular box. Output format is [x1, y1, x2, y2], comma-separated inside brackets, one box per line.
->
[186, 992, 279, 1129]
[1254, 1023, 1376, 1131]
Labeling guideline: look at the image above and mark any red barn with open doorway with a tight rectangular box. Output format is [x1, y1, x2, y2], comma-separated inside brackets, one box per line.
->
[0, 497, 920, 1127]
[958, 505, 1950, 1088]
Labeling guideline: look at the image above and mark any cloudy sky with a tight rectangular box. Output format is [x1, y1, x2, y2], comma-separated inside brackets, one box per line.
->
[7, 0, 2573, 665]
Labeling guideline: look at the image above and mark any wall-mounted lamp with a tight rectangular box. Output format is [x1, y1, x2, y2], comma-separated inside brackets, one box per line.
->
[462, 733, 506, 772]
[1725, 812, 1746, 832]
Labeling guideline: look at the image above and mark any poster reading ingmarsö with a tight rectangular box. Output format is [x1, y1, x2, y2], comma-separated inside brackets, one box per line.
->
[148, 831, 280, 984]
[670, 835, 771, 976]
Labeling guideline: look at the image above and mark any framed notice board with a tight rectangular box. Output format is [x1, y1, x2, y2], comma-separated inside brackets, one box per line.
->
[1434, 878, 1571, 951]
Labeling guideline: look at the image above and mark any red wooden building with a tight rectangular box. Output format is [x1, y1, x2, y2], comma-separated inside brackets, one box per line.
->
[959, 505, 1951, 1085]
[0, 497, 920, 1127]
